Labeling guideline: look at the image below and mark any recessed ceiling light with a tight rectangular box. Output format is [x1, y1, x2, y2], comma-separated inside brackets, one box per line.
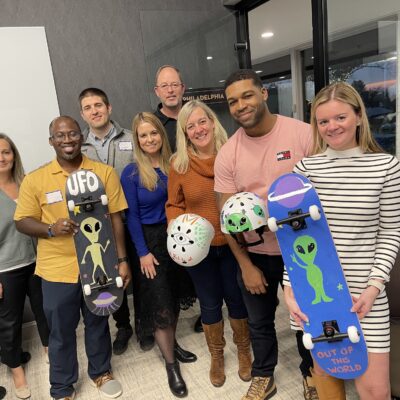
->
[279, 76, 286, 79]
[207, 56, 213, 60]
[261, 32, 274, 38]
[255, 70, 263, 74]
[219, 80, 225, 83]
[311, 56, 314, 60]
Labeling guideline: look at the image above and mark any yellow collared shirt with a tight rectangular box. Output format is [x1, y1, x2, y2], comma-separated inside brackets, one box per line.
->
[14, 156, 127, 283]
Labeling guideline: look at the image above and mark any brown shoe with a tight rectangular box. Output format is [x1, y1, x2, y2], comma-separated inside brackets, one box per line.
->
[241, 376, 277, 400]
[202, 321, 226, 387]
[229, 318, 252, 382]
[310, 369, 345, 400]
[303, 376, 319, 400]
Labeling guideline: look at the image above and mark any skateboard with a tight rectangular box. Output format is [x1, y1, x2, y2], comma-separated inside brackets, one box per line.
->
[66, 169, 123, 316]
[267, 173, 368, 379]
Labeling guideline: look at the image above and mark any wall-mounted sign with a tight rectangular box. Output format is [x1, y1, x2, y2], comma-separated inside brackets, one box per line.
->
[183, 87, 226, 104]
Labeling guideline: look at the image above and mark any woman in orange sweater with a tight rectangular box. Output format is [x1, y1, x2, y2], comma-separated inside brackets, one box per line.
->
[166, 100, 250, 388]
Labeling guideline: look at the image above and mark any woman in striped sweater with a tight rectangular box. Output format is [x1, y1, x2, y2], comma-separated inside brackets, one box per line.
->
[283, 82, 400, 400]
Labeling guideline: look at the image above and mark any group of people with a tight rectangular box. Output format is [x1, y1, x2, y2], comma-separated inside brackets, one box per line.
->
[0, 65, 398, 400]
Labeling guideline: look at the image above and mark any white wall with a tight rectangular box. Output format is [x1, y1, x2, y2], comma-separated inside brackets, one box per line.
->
[0, 27, 59, 173]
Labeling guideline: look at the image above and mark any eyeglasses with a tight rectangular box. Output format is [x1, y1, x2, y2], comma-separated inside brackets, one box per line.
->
[156, 82, 183, 91]
[51, 131, 81, 142]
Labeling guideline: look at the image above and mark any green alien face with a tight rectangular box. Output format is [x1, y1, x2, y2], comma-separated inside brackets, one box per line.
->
[293, 235, 317, 264]
[252, 205, 265, 218]
[225, 213, 253, 233]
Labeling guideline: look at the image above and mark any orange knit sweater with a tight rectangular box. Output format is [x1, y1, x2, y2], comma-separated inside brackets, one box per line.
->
[166, 153, 226, 246]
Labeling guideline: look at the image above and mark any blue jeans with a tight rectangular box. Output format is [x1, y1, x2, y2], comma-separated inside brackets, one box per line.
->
[186, 245, 247, 324]
[237, 253, 283, 377]
[42, 279, 111, 399]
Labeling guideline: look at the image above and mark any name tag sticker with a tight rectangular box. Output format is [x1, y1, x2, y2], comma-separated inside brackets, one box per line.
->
[46, 190, 63, 204]
[119, 141, 133, 151]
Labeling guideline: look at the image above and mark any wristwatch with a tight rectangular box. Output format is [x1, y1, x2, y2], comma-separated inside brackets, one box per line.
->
[117, 257, 128, 264]
[367, 279, 385, 295]
[47, 223, 55, 238]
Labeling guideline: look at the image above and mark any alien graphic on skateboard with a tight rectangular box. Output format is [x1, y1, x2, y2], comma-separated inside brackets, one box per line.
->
[267, 173, 368, 379]
[66, 170, 123, 316]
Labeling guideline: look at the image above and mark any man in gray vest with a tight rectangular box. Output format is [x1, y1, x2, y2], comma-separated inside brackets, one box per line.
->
[79, 88, 152, 353]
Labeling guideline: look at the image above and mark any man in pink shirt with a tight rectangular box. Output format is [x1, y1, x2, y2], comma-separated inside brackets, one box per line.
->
[214, 69, 317, 400]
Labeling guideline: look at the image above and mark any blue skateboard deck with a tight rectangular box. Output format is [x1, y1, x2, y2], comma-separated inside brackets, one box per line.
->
[267, 173, 368, 379]
[66, 170, 123, 316]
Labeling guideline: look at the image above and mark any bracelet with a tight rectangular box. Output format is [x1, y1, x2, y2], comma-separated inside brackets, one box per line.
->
[367, 279, 385, 295]
[47, 223, 55, 238]
[117, 257, 128, 264]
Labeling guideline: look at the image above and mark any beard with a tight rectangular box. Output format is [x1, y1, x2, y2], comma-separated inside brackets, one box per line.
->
[234, 103, 266, 129]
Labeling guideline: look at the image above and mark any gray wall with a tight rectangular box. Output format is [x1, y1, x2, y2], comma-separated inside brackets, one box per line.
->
[0, 0, 236, 130]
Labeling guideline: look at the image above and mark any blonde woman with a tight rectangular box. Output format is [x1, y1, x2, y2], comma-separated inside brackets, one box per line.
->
[166, 100, 251, 387]
[284, 82, 400, 400]
[0, 133, 49, 399]
[121, 113, 196, 398]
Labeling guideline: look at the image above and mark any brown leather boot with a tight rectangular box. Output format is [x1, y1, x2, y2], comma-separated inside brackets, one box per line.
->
[202, 321, 226, 387]
[229, 317, 252, 382]
[311, 369, 346, 400]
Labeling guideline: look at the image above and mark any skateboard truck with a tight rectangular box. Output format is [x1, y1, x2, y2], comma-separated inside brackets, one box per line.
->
[267, 205, 321, 232]
[68, 195, 108, 213]
[302, 320, 361, 350]
[83, 275, 123, 296]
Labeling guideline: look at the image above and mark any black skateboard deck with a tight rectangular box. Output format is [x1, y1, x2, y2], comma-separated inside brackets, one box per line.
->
[66, 170, 123, 316]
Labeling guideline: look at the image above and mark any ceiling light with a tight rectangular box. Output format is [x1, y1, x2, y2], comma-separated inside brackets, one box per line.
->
[207, 56, 213, 60]
[219, 80, 225, 83]
[279, 76, 286, 79]
[261, 32, 274, 38]
[255, 70, 263, 74]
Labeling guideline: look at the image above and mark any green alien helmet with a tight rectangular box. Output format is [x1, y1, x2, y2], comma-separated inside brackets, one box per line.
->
[220, 192, 267, 247]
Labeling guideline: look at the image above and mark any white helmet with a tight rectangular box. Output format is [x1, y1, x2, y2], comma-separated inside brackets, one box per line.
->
[167, 213, 215, 267]
[220, 192, 267, 246]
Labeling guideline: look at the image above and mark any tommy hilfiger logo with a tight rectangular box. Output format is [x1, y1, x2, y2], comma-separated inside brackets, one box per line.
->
[277, 150, 291, 161]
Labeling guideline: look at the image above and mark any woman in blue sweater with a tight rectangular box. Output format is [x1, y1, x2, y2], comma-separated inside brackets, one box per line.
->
[121, 113, 195, 398]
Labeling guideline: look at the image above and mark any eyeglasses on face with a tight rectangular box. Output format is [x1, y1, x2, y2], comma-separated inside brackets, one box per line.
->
[156, 82, 183, 91]
[51, 131, 81, 141]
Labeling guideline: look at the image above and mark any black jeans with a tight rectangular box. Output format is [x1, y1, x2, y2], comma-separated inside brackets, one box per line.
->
[236, 253, 283, 377]
[0, 263, 49, 368]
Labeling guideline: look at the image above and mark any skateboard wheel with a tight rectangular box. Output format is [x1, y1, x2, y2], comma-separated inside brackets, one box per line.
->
[116, 276, 123, 288]
[67, 200, 75, 212]
[100, 194, 108, 206]
[83, 284, 91, 296]
[309, 205, 321, 221]
[267, 217, 278, 232]
[347, 326, 360, 343]
[302, 333, 314, 350]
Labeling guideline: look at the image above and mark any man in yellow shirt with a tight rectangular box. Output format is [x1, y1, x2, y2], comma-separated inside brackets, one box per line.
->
[15, 116, 131, 400]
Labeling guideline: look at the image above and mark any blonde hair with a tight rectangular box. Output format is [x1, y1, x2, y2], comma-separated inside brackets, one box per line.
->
[0, 133, 25, 186]
[131, 113, 172, 191]
[173, 100, 228, 174]
[311, 82, 383, 154]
